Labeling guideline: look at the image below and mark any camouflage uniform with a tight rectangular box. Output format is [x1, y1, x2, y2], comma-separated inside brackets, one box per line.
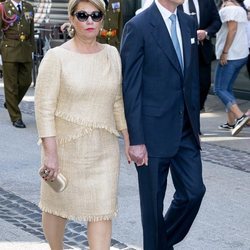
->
[0, 0, 35, 123]
[98, 0, 123, 49]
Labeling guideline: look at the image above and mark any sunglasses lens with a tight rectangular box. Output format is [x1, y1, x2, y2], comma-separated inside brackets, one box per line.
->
[91, 11, 103, 22]
[75, 11, 103, 22]
[76, 12, 88, 22]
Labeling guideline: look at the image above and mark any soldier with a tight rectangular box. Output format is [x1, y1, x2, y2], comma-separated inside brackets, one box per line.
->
[0, 0, 35, 128]
[98, 0, 122, 49]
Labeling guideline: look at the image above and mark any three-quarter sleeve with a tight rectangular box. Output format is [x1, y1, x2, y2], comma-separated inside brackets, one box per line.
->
[35, 49, 61, 138]
[113, 83, 127, 131]
[112, 47, 127, 131]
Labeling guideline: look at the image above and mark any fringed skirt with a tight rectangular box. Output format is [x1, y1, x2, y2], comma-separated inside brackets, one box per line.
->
[39, 118, 120, 222]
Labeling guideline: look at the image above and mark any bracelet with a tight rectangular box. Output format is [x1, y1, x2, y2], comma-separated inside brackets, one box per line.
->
[222, 51, 228, 54]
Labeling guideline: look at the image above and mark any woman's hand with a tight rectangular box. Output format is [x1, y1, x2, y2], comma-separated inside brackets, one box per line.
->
[220, 20, 237, 66]
[41, 137, 60, 181]
[220, 52, 228, 66]
[120, 129, 131, 164]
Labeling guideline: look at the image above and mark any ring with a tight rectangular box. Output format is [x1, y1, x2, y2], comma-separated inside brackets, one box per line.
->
[44, 169, 50, 175]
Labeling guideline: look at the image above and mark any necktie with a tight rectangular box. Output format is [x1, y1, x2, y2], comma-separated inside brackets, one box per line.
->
[188, 0, 198, 27]
[17, 4, 22, 14]
[169, 14, 183, 71]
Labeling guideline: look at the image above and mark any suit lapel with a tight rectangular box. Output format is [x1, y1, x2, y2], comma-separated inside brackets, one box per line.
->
[149, 4, 183, 77]
[178, 10, 192, 75]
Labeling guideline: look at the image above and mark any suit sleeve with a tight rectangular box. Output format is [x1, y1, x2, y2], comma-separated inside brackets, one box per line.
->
[205, 0, 222, 37]
[191, 19, 201, 130]
[120, 20, 145, 145]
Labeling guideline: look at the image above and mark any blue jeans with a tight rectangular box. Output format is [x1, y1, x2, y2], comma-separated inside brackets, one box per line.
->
[213, 57, 248, 110]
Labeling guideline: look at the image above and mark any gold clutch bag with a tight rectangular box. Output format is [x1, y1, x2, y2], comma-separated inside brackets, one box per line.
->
[39, 168, 68, 192]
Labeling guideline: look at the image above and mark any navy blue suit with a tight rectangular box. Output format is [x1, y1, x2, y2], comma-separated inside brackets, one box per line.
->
[179, 0, 221, 110]
[121, 3, 206, 250]
[197, 0, 221, 110]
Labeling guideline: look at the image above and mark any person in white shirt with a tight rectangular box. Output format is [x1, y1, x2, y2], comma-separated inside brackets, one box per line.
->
[214, 0, 250, 135]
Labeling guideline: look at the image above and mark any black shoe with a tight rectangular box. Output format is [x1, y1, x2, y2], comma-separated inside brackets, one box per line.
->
[4, 102, 7, 109]
[218, 122, 235, 130]
[12, 119, 26, 128]
[231, 115, 249, 136]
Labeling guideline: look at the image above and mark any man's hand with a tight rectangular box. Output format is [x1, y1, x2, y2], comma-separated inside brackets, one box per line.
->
[197, 30, 207, 42]
[129, 144, 148, 166]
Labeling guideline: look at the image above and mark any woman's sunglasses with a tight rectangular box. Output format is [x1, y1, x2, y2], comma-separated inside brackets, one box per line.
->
[74, 11, 103, 22]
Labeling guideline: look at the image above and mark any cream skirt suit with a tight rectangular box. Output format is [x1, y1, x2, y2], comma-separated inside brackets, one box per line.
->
[35, 44, 127, 222]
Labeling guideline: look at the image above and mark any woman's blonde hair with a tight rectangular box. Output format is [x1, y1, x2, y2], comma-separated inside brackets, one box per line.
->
[67, 0, 105, 37]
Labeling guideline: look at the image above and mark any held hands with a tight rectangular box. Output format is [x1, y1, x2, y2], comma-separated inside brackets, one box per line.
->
[128, 144, 148, 167]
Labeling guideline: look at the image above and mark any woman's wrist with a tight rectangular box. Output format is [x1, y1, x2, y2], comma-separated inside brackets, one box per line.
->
[222, 51, 228, 54]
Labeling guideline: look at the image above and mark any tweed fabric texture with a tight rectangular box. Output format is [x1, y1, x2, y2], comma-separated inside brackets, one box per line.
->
[35, 44, 126, 221]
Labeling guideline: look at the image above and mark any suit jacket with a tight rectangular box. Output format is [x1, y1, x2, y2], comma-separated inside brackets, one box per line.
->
[121, 3, 200, 157]
[0, 0, 35, 63]
[197, 0, 221, 64]
[98, 0, 123, 49]
[122, 0, 140, 24]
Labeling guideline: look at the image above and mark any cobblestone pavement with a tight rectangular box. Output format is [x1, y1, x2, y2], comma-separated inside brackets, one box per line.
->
[0, 94, 134, 250]
[0, 93, 249, 249]
[201, 143, 249, 173]
[0, 187, 134, 250]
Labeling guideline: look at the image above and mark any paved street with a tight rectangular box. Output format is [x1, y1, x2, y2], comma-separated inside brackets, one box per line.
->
[0, 81, 250, 250]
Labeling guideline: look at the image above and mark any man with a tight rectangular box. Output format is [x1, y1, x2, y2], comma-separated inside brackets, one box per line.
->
[120, 0, 206, 249]
[136, 0, 222, 111]
[179, 0, 221, 111]
[0, 0, 35, 128]
[122, 0, 140, 24]
[98, 0, 123, 49]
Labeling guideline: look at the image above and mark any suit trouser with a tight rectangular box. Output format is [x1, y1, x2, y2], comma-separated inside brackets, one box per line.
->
[246, 51, 250, 78]
[136, 128, 206, 250]
[3, 61, 32, 122]
[199, 60, 211, 110]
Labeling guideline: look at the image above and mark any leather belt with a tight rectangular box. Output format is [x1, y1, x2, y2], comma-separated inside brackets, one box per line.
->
[4, 34, 29, 41]
[100, 29, 117, 38]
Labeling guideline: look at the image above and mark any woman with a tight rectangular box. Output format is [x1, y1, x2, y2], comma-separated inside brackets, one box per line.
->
[35, 0, 130, 249]
[214, 0, 250, 135]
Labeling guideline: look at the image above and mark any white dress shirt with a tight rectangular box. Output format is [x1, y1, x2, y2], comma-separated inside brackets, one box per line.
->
[155, 0, 184, 61]
[182, 0, 200, 25]
[11, 0, 22, 11]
